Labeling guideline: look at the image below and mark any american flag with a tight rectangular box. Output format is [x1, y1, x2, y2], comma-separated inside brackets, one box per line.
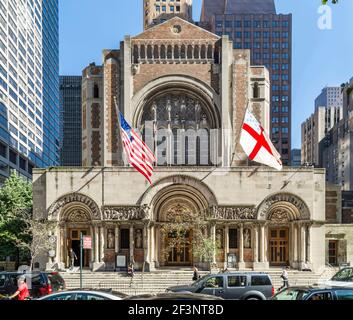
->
[119, 112, 156, 184]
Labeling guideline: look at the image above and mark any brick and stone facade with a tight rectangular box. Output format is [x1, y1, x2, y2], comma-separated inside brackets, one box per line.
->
[33, 17, 327, 273]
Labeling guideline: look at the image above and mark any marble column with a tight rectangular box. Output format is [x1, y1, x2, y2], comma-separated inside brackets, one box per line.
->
[94, 225, 99, 263]
[100, 226, 105, 263]
[150, 225, 155, 268]
[238, 224, 245, 269]
[260, 224, 265, 263]
[224, 225, 229, 268]
[253, 225, 259, 263]
[143, 224, 149, 267]
[306, 225, 311, 264]
[115, 226, 120, 254]
[211, 224, 216, 264]
[56, 226, 62, 264]
[292, 223, 298, 265]
[129, 224, 134, 263]
[299, 224, 306, 269]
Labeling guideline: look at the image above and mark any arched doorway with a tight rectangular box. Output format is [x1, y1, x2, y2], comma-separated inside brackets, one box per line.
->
[152, 183, 210, 267]
[60, 206, 93, 268]
[257, 193, 311, 269]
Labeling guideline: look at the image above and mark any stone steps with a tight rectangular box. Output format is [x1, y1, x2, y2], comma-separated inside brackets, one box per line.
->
[60, 269, 334, 295]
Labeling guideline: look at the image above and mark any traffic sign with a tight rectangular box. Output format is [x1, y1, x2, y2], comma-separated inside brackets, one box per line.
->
[83, 236, 92, 249]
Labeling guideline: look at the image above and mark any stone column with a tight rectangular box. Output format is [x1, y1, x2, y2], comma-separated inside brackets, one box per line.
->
[115, 225, 120, 254]
[238, 224, 245, 269]
[292, 223, 298, 266]
[100, 226, 105, 263]
[129, 224, 134, 263]
[299, 224, 306, 270]
[306, 225, 311, 264]
[224, 225, 229, 269]
[56, 225, 63, 265]
[143, 224, 149, 269]
[63, 226, 67, 268]
[253, 224, 259, 263]
[94, 225, 99, 263]
[211, 224, 216, 264]
[260, 224, 265, 263]
[150, 225, 155, 268]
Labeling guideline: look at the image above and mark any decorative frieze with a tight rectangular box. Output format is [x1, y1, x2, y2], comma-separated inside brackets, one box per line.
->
[103, 205, 150, 221]
[257, 193, 310, 220]
[48, 193, 101, 221]
[210, 206, 257, 220]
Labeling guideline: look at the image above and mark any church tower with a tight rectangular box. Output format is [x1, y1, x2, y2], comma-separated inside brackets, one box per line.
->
[143, 0, 193, 29]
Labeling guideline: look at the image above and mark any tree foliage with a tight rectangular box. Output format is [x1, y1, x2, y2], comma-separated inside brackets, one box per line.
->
[322, 0, 338, 4]
[0, 172, 32, 260]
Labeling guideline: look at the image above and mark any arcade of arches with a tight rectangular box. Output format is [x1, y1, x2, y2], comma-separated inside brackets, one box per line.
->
[47, 187, 314, 272]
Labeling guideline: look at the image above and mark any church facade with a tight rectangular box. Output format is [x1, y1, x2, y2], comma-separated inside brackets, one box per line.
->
[33, 18, 326, 272]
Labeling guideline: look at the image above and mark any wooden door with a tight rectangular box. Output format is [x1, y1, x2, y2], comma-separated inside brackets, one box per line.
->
[269, 228, 289, 265]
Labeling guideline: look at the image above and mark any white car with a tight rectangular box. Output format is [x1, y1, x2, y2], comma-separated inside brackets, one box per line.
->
[325, 268, 353, 288]
[38, 289, 125, 300]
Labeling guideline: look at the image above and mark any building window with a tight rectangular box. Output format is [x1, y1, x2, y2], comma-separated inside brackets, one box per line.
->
[9, 149, 17, 164]
[328, 241, 338, 265]
[229, 229, 238, 249]
[93, 84, 99, 99]
[253, 82, 260, 98]
[120, 229, 130, 249]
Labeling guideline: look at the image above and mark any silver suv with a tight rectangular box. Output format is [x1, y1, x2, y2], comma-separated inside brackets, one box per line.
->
[166, 272, 274, 300]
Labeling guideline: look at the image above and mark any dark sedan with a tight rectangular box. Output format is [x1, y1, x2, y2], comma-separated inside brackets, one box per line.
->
[272, 286, 353, 300]
[124, 292, 224, 300]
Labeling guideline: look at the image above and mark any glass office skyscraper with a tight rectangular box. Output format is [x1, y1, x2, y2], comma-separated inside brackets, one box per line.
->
[40, 0, 60, 168]
[200, 0, 292, 165]
[0, 0, 59, 183]
[59, 76, 82, 167]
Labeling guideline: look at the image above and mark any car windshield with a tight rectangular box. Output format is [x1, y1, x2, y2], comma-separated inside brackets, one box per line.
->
[192, 275, 208, 287]
[331, 268, 353, 282]
[272, 288, 310, 300]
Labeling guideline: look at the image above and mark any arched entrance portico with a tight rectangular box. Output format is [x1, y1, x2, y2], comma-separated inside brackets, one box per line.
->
[257, 193, 312, 270]
[148, 177, 213, 268]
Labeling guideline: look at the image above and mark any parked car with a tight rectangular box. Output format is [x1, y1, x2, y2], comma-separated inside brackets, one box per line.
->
[0, 272, 65, 299]
[38, 289, 126, 300]
[124, 292, 223, 300]
[166, 272, 274, 300]
[324, 267, 353, 287]
[272, 285, 353, 300]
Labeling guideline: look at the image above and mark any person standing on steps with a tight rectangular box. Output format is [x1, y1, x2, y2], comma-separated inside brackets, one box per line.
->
[192, 266, 200, 281]
[279, 267, 289, 291]
[69, 248, 77, 270]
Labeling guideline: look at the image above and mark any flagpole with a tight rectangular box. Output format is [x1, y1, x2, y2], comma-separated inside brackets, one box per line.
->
[114, 96, 127, 167]
[231, 99, 251, 166]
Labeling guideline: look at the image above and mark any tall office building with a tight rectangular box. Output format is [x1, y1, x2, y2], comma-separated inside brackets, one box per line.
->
[200, 0, 292, 165]
[41, 0, 60, 168]
[301, 87, 343, 166]
[59, 76, 82, 167]
[143, 0, 193, 29]
[0, 0, 59, 183]
[315, 87, 343, 111]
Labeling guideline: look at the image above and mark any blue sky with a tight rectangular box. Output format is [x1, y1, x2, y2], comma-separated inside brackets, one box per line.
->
[59, 0, 353, 149]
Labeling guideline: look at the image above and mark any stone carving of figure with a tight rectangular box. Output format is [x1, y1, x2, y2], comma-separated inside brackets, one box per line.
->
[216, 229, 223, 249]
[244, 228, 251, 249]
[107, 229, 115, 249]
[135, 229, 143, 249]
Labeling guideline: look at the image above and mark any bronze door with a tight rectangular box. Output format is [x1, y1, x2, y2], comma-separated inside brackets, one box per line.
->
[166, 230, 192, 266]
[269, 228, 289, 265]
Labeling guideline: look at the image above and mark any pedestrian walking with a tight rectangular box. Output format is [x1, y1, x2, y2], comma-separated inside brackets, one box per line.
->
[9, 275, 30, 301]
[192, 266, 200, 281]
[69, 248, 77, 269]
[279, 267, 289, 291]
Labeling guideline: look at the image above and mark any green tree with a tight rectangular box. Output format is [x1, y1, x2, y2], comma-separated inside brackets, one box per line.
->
[322, 0, 338, 4]
[0, 171, 32, 268]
